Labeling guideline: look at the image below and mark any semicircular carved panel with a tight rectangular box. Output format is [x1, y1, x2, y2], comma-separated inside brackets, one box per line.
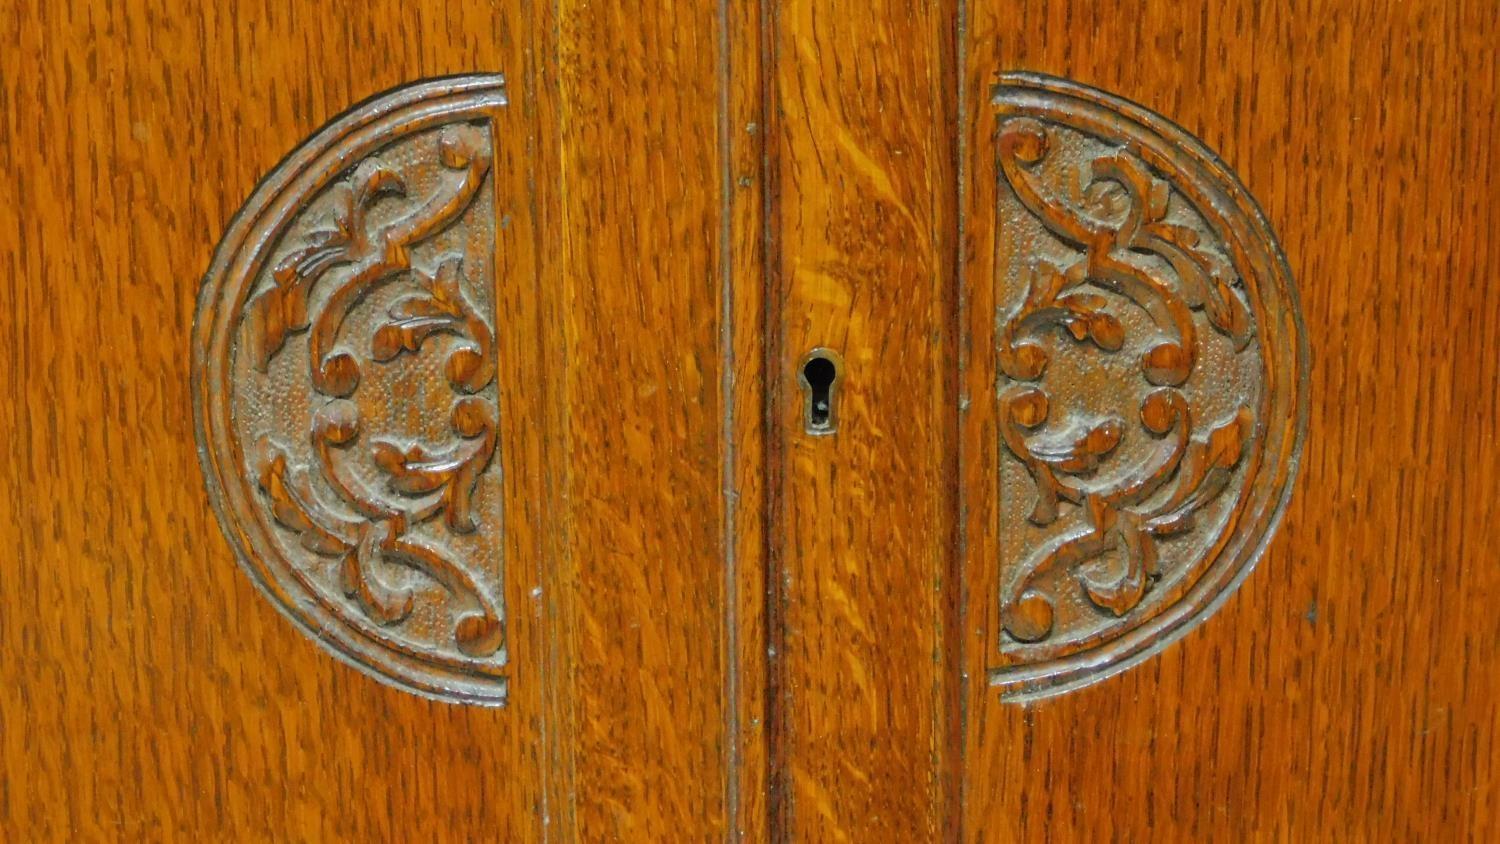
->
[981, 73, 1308, 700]
[193, 76, 510, 704]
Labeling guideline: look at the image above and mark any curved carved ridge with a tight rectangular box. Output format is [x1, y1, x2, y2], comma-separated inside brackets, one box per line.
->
[195, 75, 510, 704]
[985, 73, 1306, 700]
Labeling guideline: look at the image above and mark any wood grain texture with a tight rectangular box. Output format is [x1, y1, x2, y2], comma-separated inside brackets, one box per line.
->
[533, 0, 751, 837]
[723, 0, 771, 837]
[0, 0, 759, 839]
[2, 0, 1499, 839]
[961, 0, 1500, 839]
[0, 3, 546, 839]
[763, 0, 959, 839]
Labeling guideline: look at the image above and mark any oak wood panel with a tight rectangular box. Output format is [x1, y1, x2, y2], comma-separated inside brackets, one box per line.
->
[723, 0, 772, 837]
[535, 0, 751, 837]
[0, 0, 762, 838]
[4, 0, 1499, 839]
[961, 0, 1500, 839]
[0, 2, 548, 839]
[764, 0, 960, 838]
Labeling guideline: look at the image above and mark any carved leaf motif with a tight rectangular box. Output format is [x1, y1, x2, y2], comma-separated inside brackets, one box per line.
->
[243, 123, 504, 659]
[371, 301, 460, 361]
[257, 440, 416, 625]
[1000, 404, 1255, 643]
[369, 257, 496, 394]
[1055, 293, 1126, 351]
[1026, 418, 1124, 475]
[371, 441, 460, 495]
[1144, 220, 1254, 348]
[1145, 407, 1254, 535]
[245, 163, 406, 370]
[995, 113, 1264, 646]
[370, 398, 496, 535]
[256, 443, 355, 556]
[1000, 264, 1126, 381]
[343, 525, 416, 626]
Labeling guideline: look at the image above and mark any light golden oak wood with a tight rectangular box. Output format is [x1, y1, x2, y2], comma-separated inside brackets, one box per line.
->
[960, 0, 1500, 839]
[763, 0, 960, 839]
[0, 3, 545, 839]
[2, 0, 1498, 840]
[2, 0, 755, 839]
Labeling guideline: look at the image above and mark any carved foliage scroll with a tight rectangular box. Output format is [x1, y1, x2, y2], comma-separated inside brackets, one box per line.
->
[194, 77, 510, 704]
[985, 74, 1307, 699]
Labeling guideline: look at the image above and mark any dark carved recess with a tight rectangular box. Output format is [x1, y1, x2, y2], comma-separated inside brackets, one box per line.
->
[985, 73, 1308, 701]
[193, 76, 510, 705]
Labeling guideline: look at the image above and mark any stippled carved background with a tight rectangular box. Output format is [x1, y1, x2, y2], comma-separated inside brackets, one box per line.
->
[195, 77, 509, 704]
[983, 75, 1306, 700]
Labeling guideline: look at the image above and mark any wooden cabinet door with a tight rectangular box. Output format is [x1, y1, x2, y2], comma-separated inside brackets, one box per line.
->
[4, 1, 1498, 841]
[3, 3, 749, 839]
[954, 3, 1499, 839]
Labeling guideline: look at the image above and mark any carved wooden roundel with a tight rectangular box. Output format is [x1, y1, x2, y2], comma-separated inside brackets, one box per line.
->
[193, 76, 511, 704]
[981, 74, 1307, 699]
[193, 71, 1305, 707]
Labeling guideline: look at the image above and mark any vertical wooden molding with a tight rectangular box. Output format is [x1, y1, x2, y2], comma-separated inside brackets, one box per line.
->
[721, 0, 772, 839]
[762, 1, 962, 838]
[519, 0, 580, 836]
[537, 0, 766, 837]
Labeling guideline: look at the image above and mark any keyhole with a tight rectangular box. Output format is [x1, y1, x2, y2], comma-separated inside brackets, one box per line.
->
[799, 348, 842, 435]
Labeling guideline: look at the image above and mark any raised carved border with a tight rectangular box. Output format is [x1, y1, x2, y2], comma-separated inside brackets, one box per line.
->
[192, 76, 509, 704]
[986, 73, 1310, 701]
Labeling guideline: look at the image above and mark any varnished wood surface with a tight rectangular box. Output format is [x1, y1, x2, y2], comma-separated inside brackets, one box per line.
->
[0, 3, 536, 838]
[2, 0, 1498, 840]
[1, 0, 752, 839]
[763, 0, 958, 839]
[962, 0, 1500, 839]
[536, 1, 740, 838]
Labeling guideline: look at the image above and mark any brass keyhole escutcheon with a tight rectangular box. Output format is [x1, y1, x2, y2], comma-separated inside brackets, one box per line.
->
[799, 348, 843, 435]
